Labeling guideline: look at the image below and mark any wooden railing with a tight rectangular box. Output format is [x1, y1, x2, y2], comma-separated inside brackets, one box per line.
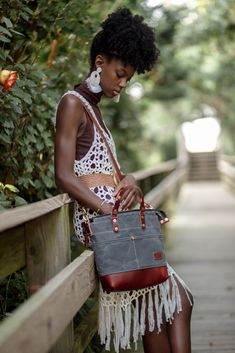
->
[218, 154, 235, 190]
[0, 158, 188, 353]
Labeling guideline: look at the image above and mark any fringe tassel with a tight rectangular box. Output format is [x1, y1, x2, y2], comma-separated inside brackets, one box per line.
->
[139, 293, 146, 336]
[133, 299, 139, 349]
[99, 268, 192, 352]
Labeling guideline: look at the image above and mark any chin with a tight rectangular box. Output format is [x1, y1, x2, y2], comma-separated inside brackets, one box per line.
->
[103, 91, 113, 98]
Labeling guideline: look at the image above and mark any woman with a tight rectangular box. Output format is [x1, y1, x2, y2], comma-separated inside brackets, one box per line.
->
[55, 8, 193, 353]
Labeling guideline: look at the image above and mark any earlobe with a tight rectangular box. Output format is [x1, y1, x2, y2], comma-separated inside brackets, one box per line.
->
[95, 54, 105, 69]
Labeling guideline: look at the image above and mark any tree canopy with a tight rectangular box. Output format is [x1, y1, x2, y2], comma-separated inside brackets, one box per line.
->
[0, 0, 234, 207]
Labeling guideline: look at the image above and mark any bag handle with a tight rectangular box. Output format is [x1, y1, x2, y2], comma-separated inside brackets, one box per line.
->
[110, 185, 169, 232]
[111, 185, 146, 232]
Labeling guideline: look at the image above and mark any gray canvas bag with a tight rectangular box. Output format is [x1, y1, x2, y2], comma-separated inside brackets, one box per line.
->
[89, 185, 169, 292]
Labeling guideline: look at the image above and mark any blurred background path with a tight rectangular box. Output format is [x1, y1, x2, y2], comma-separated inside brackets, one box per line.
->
[167, 181, 235, 353]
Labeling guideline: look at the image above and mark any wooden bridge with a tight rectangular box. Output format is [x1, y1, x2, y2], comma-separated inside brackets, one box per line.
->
[0, 151, 235, 353]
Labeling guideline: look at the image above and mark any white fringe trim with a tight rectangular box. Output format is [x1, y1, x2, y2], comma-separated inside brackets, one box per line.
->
[98, 265, 192, 353]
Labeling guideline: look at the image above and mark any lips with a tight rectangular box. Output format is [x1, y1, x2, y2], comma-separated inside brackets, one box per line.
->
[113, 90, 120, 95]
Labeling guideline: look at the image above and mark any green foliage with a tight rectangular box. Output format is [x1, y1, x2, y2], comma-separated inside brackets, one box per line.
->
[0, 181, 27, 210]
[0, 0, 102, 203]
[0, 270, 27, 321]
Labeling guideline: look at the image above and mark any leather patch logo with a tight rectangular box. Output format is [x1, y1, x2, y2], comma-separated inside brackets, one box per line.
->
[152, 251, 163, 260]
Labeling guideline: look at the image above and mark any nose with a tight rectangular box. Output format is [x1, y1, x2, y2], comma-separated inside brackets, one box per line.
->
[119, 78, 127, 88]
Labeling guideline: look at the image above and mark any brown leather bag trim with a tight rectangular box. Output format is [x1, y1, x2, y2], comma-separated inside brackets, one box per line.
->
[100, 266, 169, 292]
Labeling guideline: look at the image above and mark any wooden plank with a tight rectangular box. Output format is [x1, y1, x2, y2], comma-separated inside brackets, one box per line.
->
[144, 167, 187, 207]
[0, 193, 71, 233]
[167, 181, 235, 353]
[0, 226, 25, 279]
[0, 251, 97, 353]
[132, 159, 177, 181]
[74, 301, 99, 353]
[25, 205, 73, 353]
[25, 205, 71, 294]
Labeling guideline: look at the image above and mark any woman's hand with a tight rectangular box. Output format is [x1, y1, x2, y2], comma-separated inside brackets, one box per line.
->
[113, 174, 139, 210]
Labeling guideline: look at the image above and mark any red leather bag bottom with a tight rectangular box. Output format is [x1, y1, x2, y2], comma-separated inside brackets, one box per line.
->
[100, 266, 169, 292]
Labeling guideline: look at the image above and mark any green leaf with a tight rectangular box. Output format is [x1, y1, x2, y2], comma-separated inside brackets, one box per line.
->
[4, 184, 19, 193]
[3, 121, 14, 129]
[36, 123, 44, 132]
[20, 12, 29, 21]
[42, 175, 54, 188]
[1, 17, 13, 28]
[0, 182, 5, 193]
[0, 25, 12, 37]
[0, 133, 11, 144]
[36, 142, 43, 150]
[0, 200, 12, 208]
[28, 135, 37, 143]
[12, 88, 32, 105]
[21, 145, 29, 157]
[27, 125, 37, 135]
[0, 52, 7, 61]
[14, 196, 27, 206]
[0, 193, 7, 201]
[0, 35, 10, 43]
[10, 29, 25, 37]
[23, 6, 33, 15]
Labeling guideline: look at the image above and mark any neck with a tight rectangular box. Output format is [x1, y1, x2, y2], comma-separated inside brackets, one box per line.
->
[74, 79, 103, 105]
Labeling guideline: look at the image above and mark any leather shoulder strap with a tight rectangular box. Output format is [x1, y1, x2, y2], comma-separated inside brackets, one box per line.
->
[82, 103, 123, 181]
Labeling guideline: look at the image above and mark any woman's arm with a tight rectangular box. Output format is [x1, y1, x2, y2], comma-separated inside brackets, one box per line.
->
[54, 94, 112, 214]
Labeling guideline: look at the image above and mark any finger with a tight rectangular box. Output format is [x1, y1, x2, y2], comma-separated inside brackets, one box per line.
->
[122, 194, 136, 210]
[121, 191, 136, 210]
[123, 189, 142, 209]
[113, 183, 125, 196]
[113, 183, 132, 197]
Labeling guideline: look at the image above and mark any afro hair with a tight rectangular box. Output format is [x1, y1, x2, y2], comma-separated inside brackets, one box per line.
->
[90, 8, 160, 74]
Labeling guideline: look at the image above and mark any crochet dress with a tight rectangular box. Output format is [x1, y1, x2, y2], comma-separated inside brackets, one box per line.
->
[57, 83, 193, 353]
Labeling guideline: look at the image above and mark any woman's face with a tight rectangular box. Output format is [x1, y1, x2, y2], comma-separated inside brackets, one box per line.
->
[97, 56, 135, 99]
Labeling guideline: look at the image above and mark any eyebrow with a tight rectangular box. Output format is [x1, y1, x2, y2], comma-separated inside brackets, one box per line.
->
[118, 68, 133, 79]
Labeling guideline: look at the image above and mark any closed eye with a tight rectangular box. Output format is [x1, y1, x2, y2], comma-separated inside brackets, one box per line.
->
[116, 73, 124, 79]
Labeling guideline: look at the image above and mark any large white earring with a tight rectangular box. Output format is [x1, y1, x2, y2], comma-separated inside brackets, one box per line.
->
[86, 67, 102, 93]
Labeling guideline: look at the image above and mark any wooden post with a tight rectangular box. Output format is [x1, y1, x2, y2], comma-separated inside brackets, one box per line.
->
[0, 226, 25, 280]
[25, 204, 73, 353]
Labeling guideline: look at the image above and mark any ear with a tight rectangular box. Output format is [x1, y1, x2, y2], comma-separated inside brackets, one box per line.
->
[94, 54, 105, 69]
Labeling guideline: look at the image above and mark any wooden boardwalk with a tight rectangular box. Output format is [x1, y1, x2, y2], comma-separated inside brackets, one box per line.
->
[125, 180, 235, 353]
[167, 181, 235, 353]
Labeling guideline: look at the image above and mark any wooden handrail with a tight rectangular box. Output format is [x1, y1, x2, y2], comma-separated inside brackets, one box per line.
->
[218, 159, 235, 190]
[145, 167, 187, 207]
[0, 159, 188, 353]
[220, 154, 235, 165]
[218, 160, 235, 178]
[132, 159, 177, 181]
[0, 193, 71, 233]
[0, 251, 97, 353]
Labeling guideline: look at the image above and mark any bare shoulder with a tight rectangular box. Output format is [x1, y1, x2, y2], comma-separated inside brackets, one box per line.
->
[56, 92, 86, 129]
